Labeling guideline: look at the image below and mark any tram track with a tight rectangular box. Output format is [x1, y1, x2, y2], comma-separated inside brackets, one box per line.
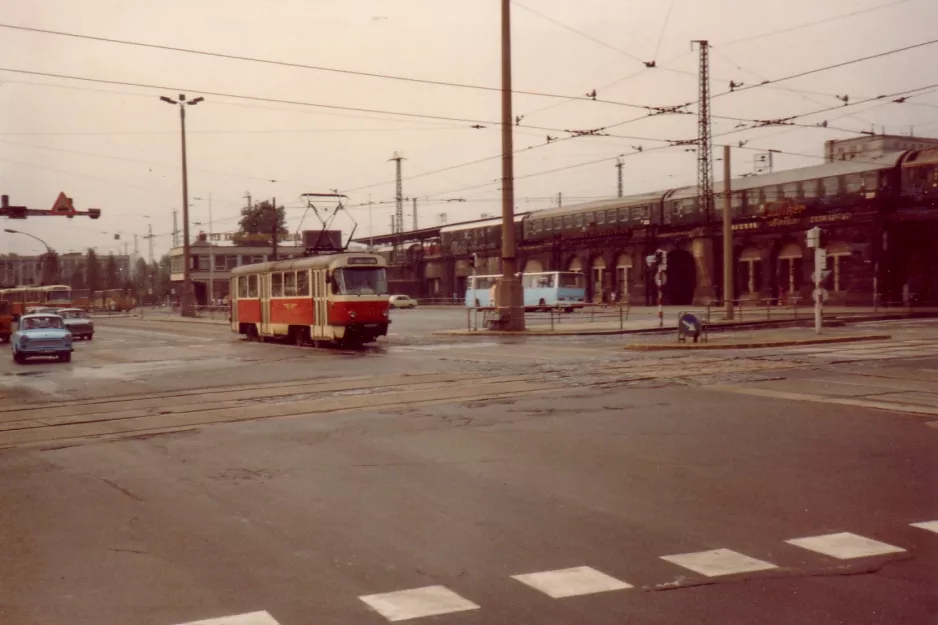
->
[0, 371, 560, 450]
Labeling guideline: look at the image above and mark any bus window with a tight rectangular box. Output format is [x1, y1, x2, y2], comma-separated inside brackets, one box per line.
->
[559, 273, 585, 288]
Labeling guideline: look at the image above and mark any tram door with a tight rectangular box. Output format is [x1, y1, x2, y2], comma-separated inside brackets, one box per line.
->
[313, 269, 329, 338]
[260, 274, 271, 335]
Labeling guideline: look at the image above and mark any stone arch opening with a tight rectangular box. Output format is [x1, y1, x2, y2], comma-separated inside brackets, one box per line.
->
[523, 259, 544, 274]
[590, 257, 607, 303]
[665, 249, 696, 305]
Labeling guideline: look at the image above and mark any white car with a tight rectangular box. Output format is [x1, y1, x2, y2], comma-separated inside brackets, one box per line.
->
[389, 295, 418, 309]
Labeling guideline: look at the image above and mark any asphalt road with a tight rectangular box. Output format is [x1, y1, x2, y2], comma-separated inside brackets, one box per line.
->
[1, 314, 937, 625]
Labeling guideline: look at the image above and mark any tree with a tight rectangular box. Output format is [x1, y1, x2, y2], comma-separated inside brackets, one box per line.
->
[133, 257, 149, 299]
[70, 261, 86, 290]
[40, 251, 61, 285]
[233, 199, 288, 247]
[151, 256, 172, 299]
[104, 254, 119, 289]
[85, 249, 100, 293]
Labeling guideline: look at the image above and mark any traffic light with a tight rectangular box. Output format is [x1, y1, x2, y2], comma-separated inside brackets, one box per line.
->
[88, 208, 101, 219]
[469, 252, 478, 268]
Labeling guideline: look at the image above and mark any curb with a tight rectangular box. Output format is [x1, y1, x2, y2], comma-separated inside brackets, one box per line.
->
[622, 333, 892, 351]
[433, 328, 643, 337]
[127, 316, 228, 326]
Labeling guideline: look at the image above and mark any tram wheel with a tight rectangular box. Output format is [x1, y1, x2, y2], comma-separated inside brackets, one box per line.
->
[292, 326, 309, 347]
[245, 324, 259, 342]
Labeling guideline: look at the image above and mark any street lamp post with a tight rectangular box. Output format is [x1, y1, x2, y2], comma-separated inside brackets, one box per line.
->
[4, 229, 52, 285]
[160, 93, 204, 317]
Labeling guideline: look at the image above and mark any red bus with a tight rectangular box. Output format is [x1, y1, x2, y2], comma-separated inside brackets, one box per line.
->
[230, 253, 390, 347]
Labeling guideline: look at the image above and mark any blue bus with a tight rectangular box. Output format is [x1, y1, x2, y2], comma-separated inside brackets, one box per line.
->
[465, 271, 586, 311]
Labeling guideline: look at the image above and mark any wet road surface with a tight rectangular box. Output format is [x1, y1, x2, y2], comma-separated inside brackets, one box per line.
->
[1, 314, 937, 624]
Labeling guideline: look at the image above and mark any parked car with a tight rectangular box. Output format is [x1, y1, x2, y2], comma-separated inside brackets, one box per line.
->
[0, 300, 11, 343]
[56, 307, 95, 340]
[389, 295, 418, 309]
[12, 313, 73, 364]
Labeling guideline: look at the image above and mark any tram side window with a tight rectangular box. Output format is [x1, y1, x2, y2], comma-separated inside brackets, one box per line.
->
[238, 276, 248, 298]
[297, 271, 310, 296]
[247, 275, 258, 298]
[271, 272, 283, 297]
[284, 272, 297, 297]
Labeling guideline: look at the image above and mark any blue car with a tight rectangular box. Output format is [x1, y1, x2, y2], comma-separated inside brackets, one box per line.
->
[12, 313, 74, 364]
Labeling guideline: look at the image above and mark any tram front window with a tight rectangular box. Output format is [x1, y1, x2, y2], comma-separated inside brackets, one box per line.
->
[47, 289, 71, 303]
[333, 268, 389, 296]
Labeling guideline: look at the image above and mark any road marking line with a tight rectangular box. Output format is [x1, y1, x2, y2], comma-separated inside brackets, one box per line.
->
[359, 585, 480, 622]
[786, 532, 906, 559]
[910, 521, 938, 534]
[660, 549, 777, 577]
[709, 384, 938, 416]
[511, 566, 632, 598]
[174, 612, 281, 625]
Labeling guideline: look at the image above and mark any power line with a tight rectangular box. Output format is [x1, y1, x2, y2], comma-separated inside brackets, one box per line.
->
[652, 0, 675, 61]
[0, 22, 663, 111]
[720, 0, 918, 48]
[706, 37, 938, 104]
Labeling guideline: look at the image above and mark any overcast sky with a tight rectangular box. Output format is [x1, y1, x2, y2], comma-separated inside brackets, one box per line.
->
[1, 0, 935, 258]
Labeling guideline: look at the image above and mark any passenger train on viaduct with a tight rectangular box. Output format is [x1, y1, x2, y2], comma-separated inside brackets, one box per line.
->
[368, 135, 938, 307]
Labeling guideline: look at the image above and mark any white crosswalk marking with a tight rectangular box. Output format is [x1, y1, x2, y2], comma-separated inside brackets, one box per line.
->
[360, 585, 480, 622]
[910, 520, 938, 534]
[660, 549, 777, 577]
[174, 612, 281, 625]
[512, 566, 632, 598]
[786, 532, 906, 559]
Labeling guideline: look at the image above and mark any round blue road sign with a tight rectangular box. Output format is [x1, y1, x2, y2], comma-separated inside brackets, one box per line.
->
[678, 312, 701, 341]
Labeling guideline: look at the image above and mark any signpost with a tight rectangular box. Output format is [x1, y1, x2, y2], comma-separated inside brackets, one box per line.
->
[806, 226, 824, 335]
[678, 312, 703, 343]
[648, 249, 668, 328]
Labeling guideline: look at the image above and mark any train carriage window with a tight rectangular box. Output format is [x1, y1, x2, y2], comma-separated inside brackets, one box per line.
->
[730, 190, 743, 214]
[643, 205, 651, 221]
[671, 200, 681, 216]
[606, 209, 616, 223]
[584, 212, 595, 225]
[563, 215, 572, 228]
[863, 172, 878, 191]
[284, 272, 297, 297]
[542, 218, 551, 232]
[845, 174, 862, 193]
[822, 177, 840, 197]
[802, 179, 819, 198]
[271, 272, 283, 297]
[574, 214, 583, 227]
[247, 275, 258, 298]
[762, 186, 778, 202]
[619, 207, 629, 222]
[297, 271, 310, 296]
[553, 217, 562, 230]
[782, 183, 799, 198]
[597, 211, 605, 224]
[238, 276, 248, 298]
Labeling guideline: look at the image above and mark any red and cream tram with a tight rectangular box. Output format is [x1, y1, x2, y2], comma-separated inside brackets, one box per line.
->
[230, 253, 391, 347]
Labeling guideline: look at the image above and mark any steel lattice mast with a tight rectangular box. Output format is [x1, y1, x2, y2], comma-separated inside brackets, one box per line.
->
[693, 40, 714, 222]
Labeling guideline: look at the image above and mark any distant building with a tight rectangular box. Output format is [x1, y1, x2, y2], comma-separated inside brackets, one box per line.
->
[825, 135, 938, 162]
[168, 234, 304, 304]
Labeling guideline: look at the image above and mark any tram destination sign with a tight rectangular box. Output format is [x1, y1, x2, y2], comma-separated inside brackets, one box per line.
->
[348, 256, 379, 265]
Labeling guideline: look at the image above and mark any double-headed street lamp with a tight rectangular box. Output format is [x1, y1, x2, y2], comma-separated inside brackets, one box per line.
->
[160, 93, 204, 317]
[4, 228, 53, 285]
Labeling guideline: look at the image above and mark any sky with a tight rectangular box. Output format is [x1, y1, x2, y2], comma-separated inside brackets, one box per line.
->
[1, 0, 936, 259]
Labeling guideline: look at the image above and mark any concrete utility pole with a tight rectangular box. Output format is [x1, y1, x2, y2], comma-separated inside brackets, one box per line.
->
[722, 144, 734, 320]
[493, 0, 525, 330]
[616, 157, 624, 198]
[390, 152, 405, 234]
[161, 93, 204, 317]
[271, 197, 278, 261]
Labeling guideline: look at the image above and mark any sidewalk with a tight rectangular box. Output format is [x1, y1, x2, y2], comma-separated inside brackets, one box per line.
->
[622, 329, 892, 350]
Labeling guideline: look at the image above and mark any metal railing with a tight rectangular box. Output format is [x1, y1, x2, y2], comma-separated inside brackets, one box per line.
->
[466, 303, 632, 332]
